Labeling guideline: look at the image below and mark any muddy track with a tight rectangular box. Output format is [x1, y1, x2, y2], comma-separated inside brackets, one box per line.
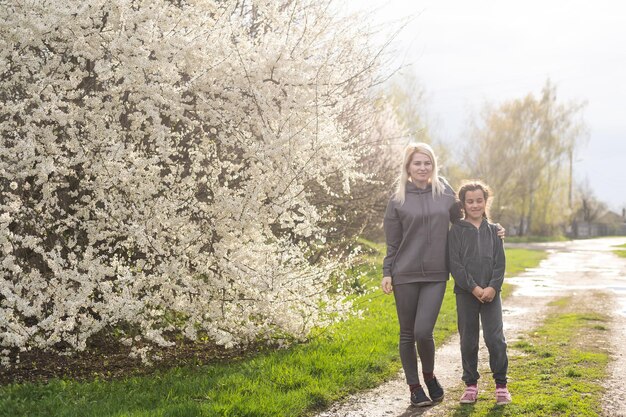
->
[317, 237, 626, 417]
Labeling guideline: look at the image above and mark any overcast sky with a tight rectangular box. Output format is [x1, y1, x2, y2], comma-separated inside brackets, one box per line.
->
[347, 0, 626, 211]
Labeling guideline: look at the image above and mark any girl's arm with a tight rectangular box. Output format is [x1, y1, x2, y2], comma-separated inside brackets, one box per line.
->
[488, 226, 506, 291]
[447, 226, 478, 293]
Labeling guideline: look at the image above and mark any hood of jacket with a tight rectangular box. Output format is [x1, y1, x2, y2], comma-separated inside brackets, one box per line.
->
[455, 219, 485, 229]
[405, 181, 433, 195]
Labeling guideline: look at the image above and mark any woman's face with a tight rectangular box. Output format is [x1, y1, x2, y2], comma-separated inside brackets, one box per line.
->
[408, 152, 433, 187]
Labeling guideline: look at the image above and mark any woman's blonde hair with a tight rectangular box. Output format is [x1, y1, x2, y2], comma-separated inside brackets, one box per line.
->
[393, 142, 446, 204]
[458, 180, 493, 221]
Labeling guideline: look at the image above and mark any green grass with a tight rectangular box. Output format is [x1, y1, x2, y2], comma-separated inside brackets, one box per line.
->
[0, 244, 546, 417]
[505, 249, 548, 276]
[505, 235, 569, 244]
[448, 297, 610, 416]
[613, 243, 626, 258]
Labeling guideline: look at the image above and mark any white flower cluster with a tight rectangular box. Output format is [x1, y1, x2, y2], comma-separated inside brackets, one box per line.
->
[0, 0, 384, 364]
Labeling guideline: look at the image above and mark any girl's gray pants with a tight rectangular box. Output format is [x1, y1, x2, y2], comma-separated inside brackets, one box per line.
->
[456, 292, 508, 385]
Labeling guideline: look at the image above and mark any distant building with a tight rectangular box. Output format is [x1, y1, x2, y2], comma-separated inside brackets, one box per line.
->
[570, 209, 626, 238]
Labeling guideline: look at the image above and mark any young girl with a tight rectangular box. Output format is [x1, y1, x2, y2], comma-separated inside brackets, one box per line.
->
[447, 181, 511, 405]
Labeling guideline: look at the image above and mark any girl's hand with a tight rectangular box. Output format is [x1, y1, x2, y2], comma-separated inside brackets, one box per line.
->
[496, 223, 506, 239]
[481, 287, 496, 303]
[471, 286, 485, 303]
[382, 276, 393, 294]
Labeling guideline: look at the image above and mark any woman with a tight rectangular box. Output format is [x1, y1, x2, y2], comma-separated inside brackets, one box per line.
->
[381, 143, 503, 407]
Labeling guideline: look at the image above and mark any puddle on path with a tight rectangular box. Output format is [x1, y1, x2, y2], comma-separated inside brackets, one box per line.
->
[508, 238, 626, 315]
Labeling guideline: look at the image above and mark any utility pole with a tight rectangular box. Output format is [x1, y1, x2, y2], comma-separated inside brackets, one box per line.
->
[568, 147, 573, 209]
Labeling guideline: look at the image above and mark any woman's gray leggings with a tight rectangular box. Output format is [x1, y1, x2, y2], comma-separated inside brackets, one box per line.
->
[393, 281, 447, 385]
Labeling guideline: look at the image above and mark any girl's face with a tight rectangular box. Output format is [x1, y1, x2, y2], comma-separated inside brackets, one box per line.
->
[408, 152, 433, 187]
[463, 189, 487, 222]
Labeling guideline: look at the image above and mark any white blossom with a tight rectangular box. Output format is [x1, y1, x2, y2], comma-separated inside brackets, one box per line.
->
[0, 0, 385, 365]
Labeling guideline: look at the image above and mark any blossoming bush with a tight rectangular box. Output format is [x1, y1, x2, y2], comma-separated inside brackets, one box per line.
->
[0, 0, 391, 364]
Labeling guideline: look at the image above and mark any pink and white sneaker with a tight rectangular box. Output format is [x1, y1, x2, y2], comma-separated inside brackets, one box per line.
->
[495, 386, 512, 405]
[459, 385, 478, 404]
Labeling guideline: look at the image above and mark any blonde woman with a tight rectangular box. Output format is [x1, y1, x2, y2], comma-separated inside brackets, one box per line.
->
[381, 143, 504, 407]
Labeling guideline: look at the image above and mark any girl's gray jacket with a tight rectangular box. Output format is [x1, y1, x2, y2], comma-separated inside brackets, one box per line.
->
[383, 180, 460, 285]
[447, 219, 506, 294]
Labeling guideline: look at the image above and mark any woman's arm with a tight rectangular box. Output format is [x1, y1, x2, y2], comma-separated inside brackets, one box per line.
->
[449, 200, 463, 223]
[382, 199, 402, 279]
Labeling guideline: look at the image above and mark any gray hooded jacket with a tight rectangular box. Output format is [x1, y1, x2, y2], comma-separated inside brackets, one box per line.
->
[383, 180, 460, 285]
[447, 218, 506, 294]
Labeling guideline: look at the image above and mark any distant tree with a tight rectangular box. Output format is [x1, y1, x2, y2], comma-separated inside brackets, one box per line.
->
[386, 73, 432, 142]
[383, 73, 461, 186]
[465, 81, 587, 235]
[573, 180, 607, 224]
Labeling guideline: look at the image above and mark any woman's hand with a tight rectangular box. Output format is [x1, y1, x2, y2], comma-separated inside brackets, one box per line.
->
[382, 276, 393, 294]
[496, 223, 506, 239]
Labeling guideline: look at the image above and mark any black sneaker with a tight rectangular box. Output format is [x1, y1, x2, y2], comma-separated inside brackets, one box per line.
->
[425, 377, 444, 402]
[410, 387, 433, 407]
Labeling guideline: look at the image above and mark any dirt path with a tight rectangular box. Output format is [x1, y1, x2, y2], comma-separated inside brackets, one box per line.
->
[317, 237, 626, 417]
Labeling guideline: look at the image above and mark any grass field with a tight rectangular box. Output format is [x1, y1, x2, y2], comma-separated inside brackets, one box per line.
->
[505, 235, 569, 244]
[0, 243, 547, 417]
[505, 248, 548, 276]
